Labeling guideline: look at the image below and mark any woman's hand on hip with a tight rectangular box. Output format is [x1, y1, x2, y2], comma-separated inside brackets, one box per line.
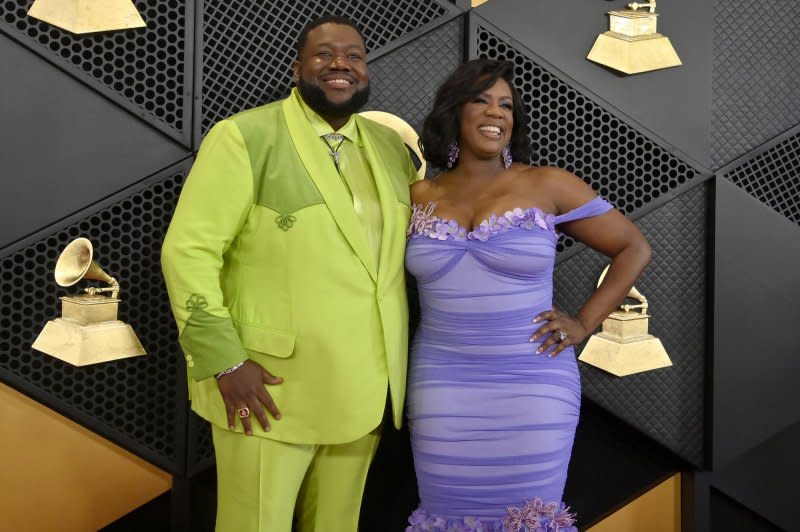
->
[530, 308, 589, 358]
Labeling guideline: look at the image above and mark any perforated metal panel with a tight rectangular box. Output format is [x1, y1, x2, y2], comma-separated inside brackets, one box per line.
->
[200, 0, 451, 134]
[366, 17, 464, 135]
[0, 0, 189, 140]
[0, 164, 191, 471]
[554, 184, 708, 467]
[712, 3, 800, 168]
[722, 131, 800, 227]
[473, 24, 700, 253]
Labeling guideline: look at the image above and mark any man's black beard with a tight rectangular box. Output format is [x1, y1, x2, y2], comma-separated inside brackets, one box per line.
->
[296, 77, 371, 119]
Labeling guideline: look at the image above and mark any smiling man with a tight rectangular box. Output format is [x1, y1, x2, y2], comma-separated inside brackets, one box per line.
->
[161, 15, 418, 532]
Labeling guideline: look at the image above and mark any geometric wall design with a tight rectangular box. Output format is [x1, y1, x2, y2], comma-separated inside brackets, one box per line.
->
[200, 0, 452, 135]
[554, 184, 708, 467]
[0, 165, 189, 472]
[721, 130, 800, 227]
[711, 2, 800, 168]
[366, 17, 464, 135]
[0, 0, 190, 142]
[474, 23, 701, 253]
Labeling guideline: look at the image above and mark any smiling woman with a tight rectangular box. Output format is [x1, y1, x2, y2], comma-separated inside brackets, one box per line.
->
[403, 58, 652, 531]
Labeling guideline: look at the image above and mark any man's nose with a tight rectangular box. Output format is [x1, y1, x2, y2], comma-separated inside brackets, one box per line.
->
[329, 54, 351, 69]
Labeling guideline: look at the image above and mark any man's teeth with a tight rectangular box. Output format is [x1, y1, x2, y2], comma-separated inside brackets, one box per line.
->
[326, 79, 351, 87]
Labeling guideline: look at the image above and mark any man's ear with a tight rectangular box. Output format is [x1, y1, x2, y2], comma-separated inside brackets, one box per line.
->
[292, 61, 300, 83]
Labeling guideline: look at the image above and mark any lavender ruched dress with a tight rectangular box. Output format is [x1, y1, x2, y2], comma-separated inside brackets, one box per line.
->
[404, 196, 612, 532]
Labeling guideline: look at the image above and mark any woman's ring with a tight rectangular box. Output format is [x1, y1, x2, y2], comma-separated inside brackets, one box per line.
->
[237, 407, 250, 419]
[558, 329, 568, 342]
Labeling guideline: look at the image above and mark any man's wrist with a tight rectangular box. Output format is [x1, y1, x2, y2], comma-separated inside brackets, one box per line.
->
[215, 361, 246, 380]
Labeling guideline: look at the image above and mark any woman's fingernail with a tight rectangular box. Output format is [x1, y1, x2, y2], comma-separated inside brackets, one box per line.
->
[533, 317, 541, 323]
[536, 347, 543, 354]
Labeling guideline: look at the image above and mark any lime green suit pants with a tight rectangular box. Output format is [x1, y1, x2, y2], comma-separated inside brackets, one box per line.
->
[212, 425, 382, 532]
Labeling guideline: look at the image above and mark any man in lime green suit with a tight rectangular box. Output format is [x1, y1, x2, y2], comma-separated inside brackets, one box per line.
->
[161, 15, 417, 532]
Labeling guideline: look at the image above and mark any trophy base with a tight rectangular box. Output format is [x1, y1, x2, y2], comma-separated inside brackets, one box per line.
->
[32, 318, 146, 366]
[579, 334, 672, 377]
[587, 32, 681, 74]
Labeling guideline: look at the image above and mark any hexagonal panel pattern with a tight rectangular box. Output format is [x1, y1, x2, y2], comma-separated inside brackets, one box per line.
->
[0, 0, 188, 136]
[475, 24, 700, 253]
[0, 165, 190, 471]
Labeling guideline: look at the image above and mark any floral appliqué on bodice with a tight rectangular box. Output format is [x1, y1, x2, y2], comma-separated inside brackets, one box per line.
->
[407, 202, 558, 242]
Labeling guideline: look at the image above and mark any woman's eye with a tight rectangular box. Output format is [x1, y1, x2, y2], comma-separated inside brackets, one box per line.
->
[502, 103, 513, 110]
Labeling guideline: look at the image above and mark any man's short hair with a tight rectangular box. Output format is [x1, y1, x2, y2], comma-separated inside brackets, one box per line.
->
[296, 15, 366, 57]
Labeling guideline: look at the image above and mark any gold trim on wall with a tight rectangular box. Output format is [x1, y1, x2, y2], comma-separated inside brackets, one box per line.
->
[0, 384, 171, 530]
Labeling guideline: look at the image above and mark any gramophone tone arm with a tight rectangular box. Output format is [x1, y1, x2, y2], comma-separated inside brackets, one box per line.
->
[84, 277, 120, 299]
[628, 1, 656, 13]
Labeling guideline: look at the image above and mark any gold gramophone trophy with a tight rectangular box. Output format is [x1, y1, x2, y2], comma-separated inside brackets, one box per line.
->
[32, 238, 145, 366]
[586, 0, 682, 75]
[27, 0, 145, 34]
[578, 265, 672, 376]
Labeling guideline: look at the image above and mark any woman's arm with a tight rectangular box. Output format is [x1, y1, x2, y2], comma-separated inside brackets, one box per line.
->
[531, 168, 652, 356]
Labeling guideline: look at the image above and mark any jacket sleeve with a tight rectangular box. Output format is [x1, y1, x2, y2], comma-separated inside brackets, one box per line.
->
[161, 119, 253, 381]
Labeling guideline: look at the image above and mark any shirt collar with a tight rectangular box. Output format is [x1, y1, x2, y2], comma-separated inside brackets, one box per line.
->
[293, 88, 362, 147]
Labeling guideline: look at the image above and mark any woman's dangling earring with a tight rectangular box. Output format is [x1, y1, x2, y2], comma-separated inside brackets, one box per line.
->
[502, 145, 513, 169]
[446, 143, 460, 169]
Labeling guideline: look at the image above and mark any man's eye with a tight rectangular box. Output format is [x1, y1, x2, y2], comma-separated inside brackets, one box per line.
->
[317, 51, 332, 58]
[347, 54, 363, 61]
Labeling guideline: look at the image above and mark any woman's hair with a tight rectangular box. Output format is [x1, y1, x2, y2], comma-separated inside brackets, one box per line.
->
[420, 58, 531, 170]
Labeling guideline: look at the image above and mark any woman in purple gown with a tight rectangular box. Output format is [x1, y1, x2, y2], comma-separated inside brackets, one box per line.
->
[404, 59, 652, 531]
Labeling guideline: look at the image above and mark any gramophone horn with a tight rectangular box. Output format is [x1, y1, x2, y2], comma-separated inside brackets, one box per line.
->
[54, 237, 115, 288]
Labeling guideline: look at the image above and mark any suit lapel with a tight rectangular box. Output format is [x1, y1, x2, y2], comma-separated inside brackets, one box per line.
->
[358, 117, 398, 285]
[282, 94, 377, 282]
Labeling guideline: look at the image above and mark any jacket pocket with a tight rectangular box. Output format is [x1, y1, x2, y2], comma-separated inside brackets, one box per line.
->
[234, 321, 296, 358]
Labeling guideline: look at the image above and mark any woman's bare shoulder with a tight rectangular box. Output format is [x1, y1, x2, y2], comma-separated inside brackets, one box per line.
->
[515, 165, 596, 213]
[410, 177, 441, 205]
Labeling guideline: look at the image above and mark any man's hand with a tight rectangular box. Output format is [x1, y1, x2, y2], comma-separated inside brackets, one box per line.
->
[216, 360, 283, 435]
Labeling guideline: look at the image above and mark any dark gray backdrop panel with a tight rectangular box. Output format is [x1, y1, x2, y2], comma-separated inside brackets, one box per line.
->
[0, 33, 189, 250]
[365, 17, 465, 134]
[712, 421, 800, 532]
[554, 184, 708, 467]
[711, 2, 800, 169]
[198, 0, 455, 139]
[0, 162, 191, 472]
[474, 0, 713, 169]
[0, 0, 193, 145]
[713, 178, 800, 469]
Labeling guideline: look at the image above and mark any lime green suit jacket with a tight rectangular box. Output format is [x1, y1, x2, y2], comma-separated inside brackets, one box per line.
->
[161, 90, 417, 444]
